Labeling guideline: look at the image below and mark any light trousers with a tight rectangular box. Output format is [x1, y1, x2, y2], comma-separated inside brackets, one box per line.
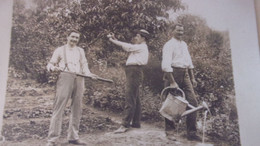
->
[48, 72, 84, 142]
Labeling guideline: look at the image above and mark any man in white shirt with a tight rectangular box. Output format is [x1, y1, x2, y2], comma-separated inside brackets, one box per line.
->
[107, 29, 149, 133]
[46, 30, 97, 146]
[162, 24, 201, 141]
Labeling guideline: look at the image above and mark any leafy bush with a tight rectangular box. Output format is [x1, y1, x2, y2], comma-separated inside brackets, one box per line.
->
[143, 54, 164, 93]
[207, 114, 240, 146]
[83, 66, 126, 112]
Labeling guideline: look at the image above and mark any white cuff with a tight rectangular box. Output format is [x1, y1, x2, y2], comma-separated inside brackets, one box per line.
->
[162, 67, 173, 72]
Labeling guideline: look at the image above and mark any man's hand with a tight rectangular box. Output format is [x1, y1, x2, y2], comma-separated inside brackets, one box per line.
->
[47, 63, 55, 72]
[164, 72, 179, 88]
[188, 69, 197, 87]
[88, 73, 99, 80]
[46, 63, 62, 72]
[107, 33, 116, 40]
[191, 79, 197, 88]
[170, 82, 179, 89]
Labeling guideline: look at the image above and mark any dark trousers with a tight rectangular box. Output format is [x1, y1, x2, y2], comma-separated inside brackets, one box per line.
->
[163, 68, 198, 134]
[122, 65, 143, 127]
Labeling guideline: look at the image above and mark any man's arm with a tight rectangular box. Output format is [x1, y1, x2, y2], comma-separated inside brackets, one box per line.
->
[107, 33, 142, 52]
[109, 38, 142, 52]
[188, 69, 197, 87]
[162, 42, 173, 72]
[162, 41, 179, 88]
[46, 48, 61, 72]
[80, 48, 91, 75]
[80, 48, 98, 79]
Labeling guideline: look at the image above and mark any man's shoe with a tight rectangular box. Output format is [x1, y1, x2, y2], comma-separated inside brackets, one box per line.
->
[187, 134, 202, 142]
[131, 124, 141, 128]
[114, 125, 128, 134]
[68, 140, 87, 145]
[46, 141, 56, 146]
[165, 131, 177, 141]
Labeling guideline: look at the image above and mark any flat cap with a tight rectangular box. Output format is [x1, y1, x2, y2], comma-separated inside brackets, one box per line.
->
[138, 29, 149, 40]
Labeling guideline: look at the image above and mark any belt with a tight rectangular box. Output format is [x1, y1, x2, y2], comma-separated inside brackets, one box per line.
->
[126, 65, 144, 67]
[172, 66, 188, 71]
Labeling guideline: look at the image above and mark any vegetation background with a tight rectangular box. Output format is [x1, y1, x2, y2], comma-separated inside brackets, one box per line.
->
[7, 0, 240, 145]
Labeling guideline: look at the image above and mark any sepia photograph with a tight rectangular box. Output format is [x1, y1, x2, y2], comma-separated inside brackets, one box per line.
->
[0, 0, 260, 145]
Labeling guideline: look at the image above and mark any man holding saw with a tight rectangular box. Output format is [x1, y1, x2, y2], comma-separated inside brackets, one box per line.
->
[46, 29, 98, 146]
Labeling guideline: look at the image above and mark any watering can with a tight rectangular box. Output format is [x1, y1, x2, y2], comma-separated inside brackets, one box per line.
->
[159, 87, 211, 121]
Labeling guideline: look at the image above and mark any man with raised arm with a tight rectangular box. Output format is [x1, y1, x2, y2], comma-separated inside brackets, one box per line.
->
[107, 29, 149, 133]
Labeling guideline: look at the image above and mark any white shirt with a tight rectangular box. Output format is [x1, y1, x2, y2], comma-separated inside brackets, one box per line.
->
[49, 45, 91, 75]
[162, 37, 194, 72]
[110, 39, 149, 66]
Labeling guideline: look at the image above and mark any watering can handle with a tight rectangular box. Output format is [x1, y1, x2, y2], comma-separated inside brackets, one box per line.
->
[160, 87, 186, 101]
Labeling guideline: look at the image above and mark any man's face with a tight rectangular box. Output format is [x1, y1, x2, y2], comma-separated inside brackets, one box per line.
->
[132, 34, 143, 44]
[67, 32, 80, 46]
[173, 26, 184, 40]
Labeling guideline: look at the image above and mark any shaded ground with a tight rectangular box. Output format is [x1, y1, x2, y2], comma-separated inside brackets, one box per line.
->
[1, 77, 215, 146]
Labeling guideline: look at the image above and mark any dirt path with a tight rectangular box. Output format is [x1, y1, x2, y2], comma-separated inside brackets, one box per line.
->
[1, 78, 214, 146]
[2, 108, 213, 146]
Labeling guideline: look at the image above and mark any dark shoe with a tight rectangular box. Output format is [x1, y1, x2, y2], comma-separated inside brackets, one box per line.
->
[187, 134, 202, 142]
[114, 126, 128, 134]
[165, 131, 177, 141]
[131, 124, 141, 128]
[68, 140, 87, 145]
[46, 142, 56, 146]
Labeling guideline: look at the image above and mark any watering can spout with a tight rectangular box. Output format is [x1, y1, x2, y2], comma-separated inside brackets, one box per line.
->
[181, 101, 211, 117]
[159, 87, 211, 121]
[202, 101, 212, 116]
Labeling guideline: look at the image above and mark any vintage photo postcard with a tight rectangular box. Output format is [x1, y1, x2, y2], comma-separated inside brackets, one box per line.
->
[1, 0, 260, 145]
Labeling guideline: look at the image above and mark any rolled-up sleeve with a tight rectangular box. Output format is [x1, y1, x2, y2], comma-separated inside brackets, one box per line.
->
[80, 49, 91, 75]
[162, 42, 173, 72]
[49, 47, 61, 65]
[110, 39, 141, 52]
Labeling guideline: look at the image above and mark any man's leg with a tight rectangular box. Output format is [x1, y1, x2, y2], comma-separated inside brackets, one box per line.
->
[67, 76, 84, 141]
[114, 67, 138, 133]
[131, 69, 142, 128]
[164, 118, 176, 131]
[122, 66, 138, 128]
[163, 70, 184, 132]
[163, 72, 179, 140]
[47, 73, 75, 143]
[182, 71, 200, 140]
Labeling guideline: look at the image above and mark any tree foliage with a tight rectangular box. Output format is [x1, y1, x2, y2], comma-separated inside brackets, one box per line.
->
[10, 0, 185, 81]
